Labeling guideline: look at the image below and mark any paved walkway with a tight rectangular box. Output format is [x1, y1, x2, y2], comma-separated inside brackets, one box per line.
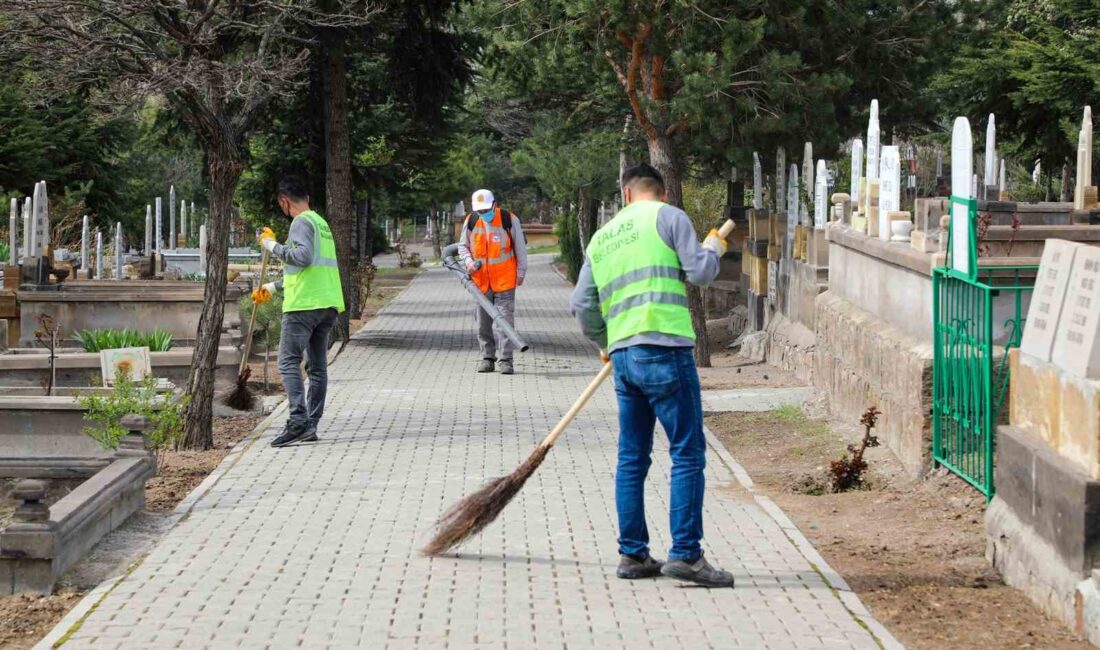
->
[44, 256, 898, 649]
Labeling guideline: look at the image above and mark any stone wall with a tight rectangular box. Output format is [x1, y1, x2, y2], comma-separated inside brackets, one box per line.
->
[764, 314, 816, 385]
[814, 292, 933, 477]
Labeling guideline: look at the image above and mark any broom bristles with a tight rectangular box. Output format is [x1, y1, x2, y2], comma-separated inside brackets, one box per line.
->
[423, 444, 550, 556]
[221, 367, 256, 412]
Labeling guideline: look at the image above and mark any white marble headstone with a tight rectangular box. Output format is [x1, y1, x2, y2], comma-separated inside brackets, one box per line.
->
[879, 146, 900, 241]
[8, 199, 17, 264]
[155, 197, 163, 255]
[984, 114, 996, 184]
[169, 185, 176, 251]
[32, 181, 48, 256]
[802, 142, 814, 207]
[776, 147, 786, 214]
[866, 100, 880, 181]
[145, 205, 152, 254]
[81, 215, 89, 272]
[850, 139, 863, 205]
[1052, 245, 1100, 378]
[786, 164, 799, 234]
[950, 117, 973, 276]
[753, 152, 762, 210]
[1021, 239, 1082, 362]
[814, 160, 828, 229]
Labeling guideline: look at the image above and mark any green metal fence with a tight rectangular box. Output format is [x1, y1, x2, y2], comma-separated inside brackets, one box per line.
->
[932, 197, 1037, 498]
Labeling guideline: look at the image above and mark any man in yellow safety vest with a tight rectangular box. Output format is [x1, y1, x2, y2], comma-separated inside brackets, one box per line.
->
[253, 175, 345, 448]
[570, 163, 734, 587]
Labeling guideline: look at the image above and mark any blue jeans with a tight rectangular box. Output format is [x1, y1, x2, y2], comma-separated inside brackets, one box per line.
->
[611, 345, 706, 562]
[278, 308, 338, 430]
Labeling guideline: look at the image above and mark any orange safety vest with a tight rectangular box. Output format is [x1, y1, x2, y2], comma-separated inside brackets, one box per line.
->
[466, 207, 518, 293]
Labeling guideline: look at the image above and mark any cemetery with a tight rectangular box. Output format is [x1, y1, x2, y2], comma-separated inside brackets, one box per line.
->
[1, 1, 1099, 648]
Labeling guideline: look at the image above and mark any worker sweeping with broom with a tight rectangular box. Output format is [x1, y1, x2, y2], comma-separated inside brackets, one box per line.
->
[252, 175, 345, 448]
[569, 163, 734, 587]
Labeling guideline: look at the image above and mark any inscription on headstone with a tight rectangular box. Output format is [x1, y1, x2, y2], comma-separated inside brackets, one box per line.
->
[1021, 239, 1081, 362]
[767, 260, 778, 305]
[1052, 246, 1100, 378]
[879, 146, 901, 241]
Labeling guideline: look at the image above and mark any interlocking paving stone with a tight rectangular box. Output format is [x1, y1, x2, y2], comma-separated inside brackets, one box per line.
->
[45, 256, 895, 649]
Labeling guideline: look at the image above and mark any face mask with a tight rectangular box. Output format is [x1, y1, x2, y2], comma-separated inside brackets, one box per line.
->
[478, 209, 494, 220]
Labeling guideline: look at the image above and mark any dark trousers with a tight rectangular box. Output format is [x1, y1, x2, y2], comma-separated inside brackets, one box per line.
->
[278, 308, 338, 430]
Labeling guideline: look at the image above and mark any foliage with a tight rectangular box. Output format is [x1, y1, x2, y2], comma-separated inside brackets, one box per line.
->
[829, 406, 881, 492]
[73, 329, 174, 353]
[555, 212, 583, 284]
[79, 372, 187, 466]
[0, 242, 8, 264]
[682, 181, 728, 236]
[238, 290, 283, 390]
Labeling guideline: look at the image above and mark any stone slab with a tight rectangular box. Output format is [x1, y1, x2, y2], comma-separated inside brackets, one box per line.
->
[1052, 245, 1100, 378]
[1021, 239, 1082, 362]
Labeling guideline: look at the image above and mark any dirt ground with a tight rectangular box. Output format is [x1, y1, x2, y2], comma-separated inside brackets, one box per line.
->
[707, 399, 1091, 650]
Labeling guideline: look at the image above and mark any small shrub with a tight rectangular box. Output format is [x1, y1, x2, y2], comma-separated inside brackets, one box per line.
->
[238, 290, 283, 390]
[555, 212, 583, 283]
[403, 252, 422, 268]
[829, 406, 881, 492]
[79, 371, 188, 468]
[0, 241, 9, 264]
[73, 328, 174, 352]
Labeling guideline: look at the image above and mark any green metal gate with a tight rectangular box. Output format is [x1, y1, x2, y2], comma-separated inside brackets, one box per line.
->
[932, 197, 1036, 497]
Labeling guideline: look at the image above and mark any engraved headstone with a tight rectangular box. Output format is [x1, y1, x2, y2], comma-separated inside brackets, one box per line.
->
[950, 117, 974, 276]
[32, 181, 48, 257]
[802, 142, 814, 207]
[1075, 106, 1093, 210]
[786, 164, 799, 235]
[850, 139, 863, 206]
[814, 160, 828, 229]
[198, 224, 207, 275]
[8, 199, 17, 264]
[767, 260, 778, 305]
[1052, 246, 1100, 378]
[180, 200, 188, 246]
[144, 205, 152, 254]
[776, 147, 786, 214]
[1021, 239, 1082, 362]
[155, 197, 163, 255]
[114, 222, 123, 280]
[984, 114, 996, 186]
[936, 149, 943, 180]
[22, 199, 31, 260]
[753, 152, 763, 210]
[879, 146, 901, 241]
[866, 100, 880, 181]
[169, 185, 176, 251]
[81, 215, 89, 272]
[95, 230, 103, 279]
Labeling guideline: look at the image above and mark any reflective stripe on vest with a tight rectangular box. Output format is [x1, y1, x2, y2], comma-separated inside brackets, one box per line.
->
[586, 201, 694, 347]
[469, 208, 518, 293]
[283, 211, 346, 313]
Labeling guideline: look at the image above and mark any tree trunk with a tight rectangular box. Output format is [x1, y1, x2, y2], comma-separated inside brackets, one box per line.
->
[576, 187, 598, 250]
[647, 135, 710, 367]
[182, 154, 241, 450]
[321, 29, 356, 339]
[1061, 159, 1072, 203]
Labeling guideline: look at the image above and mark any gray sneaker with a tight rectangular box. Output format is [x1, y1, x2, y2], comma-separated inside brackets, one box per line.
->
[617, 554, 664, 579]
[498, 359, 514, 375]
[301, 423, 318, 443]
[476, 359, 495, 373]
[660, 553, 735, 588]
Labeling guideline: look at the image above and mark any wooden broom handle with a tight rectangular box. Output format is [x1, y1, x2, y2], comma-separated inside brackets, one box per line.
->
[539, 361, 614, 450]
[238, 248, 271, 376]
[538, 218, 733, 451]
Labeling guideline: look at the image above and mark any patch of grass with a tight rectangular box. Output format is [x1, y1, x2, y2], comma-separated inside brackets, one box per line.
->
[528, 244, 560, 255]
[773, 404, 804, 423]
[376, 266, 422, 276]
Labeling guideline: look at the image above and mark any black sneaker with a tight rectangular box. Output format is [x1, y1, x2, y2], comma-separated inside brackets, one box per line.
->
[617, 554, 664, 579]
[476, 359, 495, 373]
[660, 553, 735, 588]
[271, 423, 310, 448]
[300, 423, 318, 443]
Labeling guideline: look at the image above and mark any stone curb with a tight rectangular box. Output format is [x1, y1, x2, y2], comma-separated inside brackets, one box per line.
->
[702, 422, 906, 650]
[38, 400, 290, 649]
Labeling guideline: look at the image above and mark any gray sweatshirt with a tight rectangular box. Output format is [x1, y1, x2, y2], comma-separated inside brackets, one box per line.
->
[272, 211, 319, 289]
[570, 202, 720, 352]
[456, 211, 528, 283]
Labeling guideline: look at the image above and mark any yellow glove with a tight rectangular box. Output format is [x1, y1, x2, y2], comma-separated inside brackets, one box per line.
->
[251, 287, 271, 305]
[257, 227, 276, 252]
[702, 228, 728, 256]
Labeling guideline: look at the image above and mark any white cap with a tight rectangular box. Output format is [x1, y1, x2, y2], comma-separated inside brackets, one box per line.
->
[471, 189, 495, 211]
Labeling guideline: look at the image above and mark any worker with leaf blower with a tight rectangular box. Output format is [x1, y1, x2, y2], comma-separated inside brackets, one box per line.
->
[570, 163, 734, 588]
[457, 189, 528, 375]
[252, 175, 345, 448]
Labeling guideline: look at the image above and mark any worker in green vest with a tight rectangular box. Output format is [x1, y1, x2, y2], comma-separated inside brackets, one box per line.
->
[570, 163, 733, 587]
[252, 175, 345, 448]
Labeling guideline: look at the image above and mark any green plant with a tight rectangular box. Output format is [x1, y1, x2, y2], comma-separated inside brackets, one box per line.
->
[182, 272, 206, 281]
[0, 241, 9, 264]
[238, 290, 283, 391]
[555, 212, 583, 283]
[72, 328, 174, 352]
[79, 371, 188, 467]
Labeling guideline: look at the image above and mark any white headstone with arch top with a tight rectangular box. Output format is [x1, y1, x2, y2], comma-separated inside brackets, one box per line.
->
[950, 117, 974, 276]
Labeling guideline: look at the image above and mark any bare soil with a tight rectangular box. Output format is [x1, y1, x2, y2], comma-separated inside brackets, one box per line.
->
[697, 345, 802, 390]
[707, 405, 1092, 649]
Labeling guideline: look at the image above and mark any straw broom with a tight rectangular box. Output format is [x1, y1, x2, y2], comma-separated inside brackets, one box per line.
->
[423, 361, 613, 555]
[422, 219, 735, 556]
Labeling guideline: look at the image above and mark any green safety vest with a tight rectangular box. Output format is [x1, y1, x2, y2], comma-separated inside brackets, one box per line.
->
[586, 200, 693, 347]
[283, 211, 345, 313]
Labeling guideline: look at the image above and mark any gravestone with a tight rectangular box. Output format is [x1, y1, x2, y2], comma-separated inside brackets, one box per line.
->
[144, 205, 152, 254]
[169, 185, 176, 251]
[866, 100, 880, 182]
[984, 114, 996, 199]
[753, 152, 763, 210]
[879, 146, 901, 241]
[21, 199, 31, 260]
[767, 260, 778, 306]
[1021, 239, 1082, 362]
[155, 197, 163, 255]
[32, 182, 48, 257]
[94, 231, 103, 280]
[950, 117, 974, 276]
[814, 160, 828, 229]
[1051, 246, 1100, 378]
[850, 139, 863, 207]
[198, 225, 207, 275]
[775, 147, 786, 214]
[1075, 106, 1093, 210]
[80, 215, 89, 277]
[114, 223, 123, 280]
[802, 142, 814, 210]
[180, 200, 188, 247]
[8, 199, 17, 264]
[786, 164, 799, 238]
